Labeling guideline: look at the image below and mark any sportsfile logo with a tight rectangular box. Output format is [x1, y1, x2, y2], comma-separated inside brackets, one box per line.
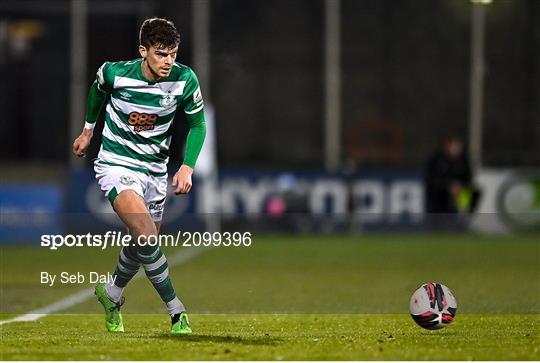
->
[40, 231, 253, 250]
[128, 111, 158, 132]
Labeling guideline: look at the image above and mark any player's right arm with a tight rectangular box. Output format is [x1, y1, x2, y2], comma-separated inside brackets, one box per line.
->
[72, 62, 113, 157]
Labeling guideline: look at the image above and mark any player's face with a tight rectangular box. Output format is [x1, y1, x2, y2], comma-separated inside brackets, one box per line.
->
[140, 45, 178, 79]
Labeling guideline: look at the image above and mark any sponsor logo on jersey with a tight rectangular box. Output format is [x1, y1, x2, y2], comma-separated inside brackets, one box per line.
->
[193, 87, 203, 104]
[119, 91, 132, 100]
[148, 201, 164, 218]
[148, 203, 164, 211]
[159, 93, 176, 107]
[128, 112, 158, 132]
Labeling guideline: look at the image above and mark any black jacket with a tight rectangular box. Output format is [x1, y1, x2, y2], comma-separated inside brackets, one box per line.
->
[424, 151, 472, 213]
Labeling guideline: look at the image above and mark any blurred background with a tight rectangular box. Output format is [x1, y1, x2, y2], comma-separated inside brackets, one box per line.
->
[1, 0, 539, 237]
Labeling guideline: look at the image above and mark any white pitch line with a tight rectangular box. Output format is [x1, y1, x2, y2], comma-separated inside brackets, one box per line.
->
[0, 247, 210, 326]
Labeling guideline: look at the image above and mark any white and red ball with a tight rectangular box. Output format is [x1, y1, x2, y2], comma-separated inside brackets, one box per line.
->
[409, 282, 457, 330]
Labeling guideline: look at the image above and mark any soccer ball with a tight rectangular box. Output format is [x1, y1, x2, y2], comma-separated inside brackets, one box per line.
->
[409, 282, 457, 330]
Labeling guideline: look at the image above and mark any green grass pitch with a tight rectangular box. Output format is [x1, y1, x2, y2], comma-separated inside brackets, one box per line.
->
[1, 234, 539, 360]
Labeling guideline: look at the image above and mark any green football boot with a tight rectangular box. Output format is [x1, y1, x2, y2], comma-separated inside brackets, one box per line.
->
[171, 312, 192, 334]
[94, 283, 125, 332]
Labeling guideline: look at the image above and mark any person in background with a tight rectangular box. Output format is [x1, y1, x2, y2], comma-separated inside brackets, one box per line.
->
[424, 136, 480, 229]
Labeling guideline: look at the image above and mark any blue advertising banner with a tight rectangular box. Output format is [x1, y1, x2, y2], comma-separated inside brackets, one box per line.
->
[66, 168, 425, 233]
[0, 185, 62, 243]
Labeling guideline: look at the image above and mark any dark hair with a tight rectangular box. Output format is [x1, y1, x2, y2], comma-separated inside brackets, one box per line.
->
[139, 17, 180, 49]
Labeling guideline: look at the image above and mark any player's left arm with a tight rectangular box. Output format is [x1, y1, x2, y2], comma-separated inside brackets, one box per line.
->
[172, 70, 207, 195]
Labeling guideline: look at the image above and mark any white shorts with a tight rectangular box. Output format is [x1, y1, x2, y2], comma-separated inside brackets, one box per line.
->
[94, 163, 168, 222]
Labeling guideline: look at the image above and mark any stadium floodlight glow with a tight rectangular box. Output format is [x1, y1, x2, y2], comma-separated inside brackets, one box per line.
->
[470, 0, 493, 4]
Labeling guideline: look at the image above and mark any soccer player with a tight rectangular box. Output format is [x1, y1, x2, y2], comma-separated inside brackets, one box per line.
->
[72, 18, 205, 334]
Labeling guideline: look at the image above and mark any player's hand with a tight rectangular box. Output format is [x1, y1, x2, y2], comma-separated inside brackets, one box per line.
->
[172, 165, 193, 195]
[73, 129, 93, 157]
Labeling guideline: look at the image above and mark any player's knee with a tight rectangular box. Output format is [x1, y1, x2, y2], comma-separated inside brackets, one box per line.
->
[114, 190, 156, 237]
[129, 224, 157, 243]
[113, 189, 143, 208]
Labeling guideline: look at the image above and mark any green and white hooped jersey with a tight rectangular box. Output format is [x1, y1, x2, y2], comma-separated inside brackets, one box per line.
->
[95, 59, 204, 176]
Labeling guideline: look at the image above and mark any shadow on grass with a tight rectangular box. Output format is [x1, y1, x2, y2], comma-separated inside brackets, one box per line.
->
[153, 333, 283, 346]
[418, 330, 460, 337]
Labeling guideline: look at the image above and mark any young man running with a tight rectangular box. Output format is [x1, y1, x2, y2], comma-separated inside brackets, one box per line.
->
[72, 18, 206, 334]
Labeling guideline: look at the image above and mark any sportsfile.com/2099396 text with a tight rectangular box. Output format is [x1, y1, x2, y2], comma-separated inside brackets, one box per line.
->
[40, 231, 252, 250]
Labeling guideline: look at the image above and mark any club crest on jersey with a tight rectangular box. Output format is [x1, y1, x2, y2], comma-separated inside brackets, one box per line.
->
[120, 175, 136, 186]
[159, 93, 176, 107]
